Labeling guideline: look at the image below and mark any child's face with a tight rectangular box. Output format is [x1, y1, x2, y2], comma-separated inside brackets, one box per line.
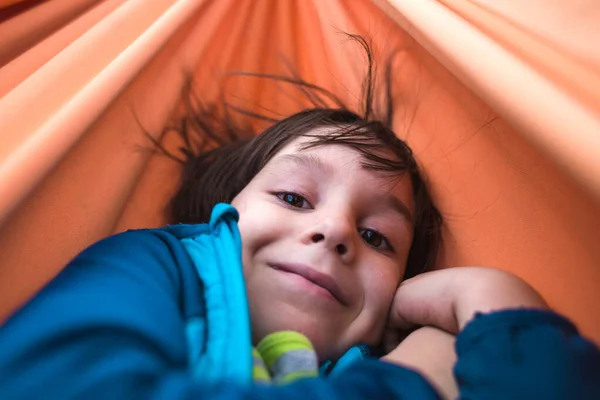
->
[231, 131, 415, 361]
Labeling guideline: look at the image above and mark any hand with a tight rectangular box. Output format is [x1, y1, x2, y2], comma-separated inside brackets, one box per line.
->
[382, 268, 546, 399]
[382, 326, 458, 400]
[387, 267, 547, 335]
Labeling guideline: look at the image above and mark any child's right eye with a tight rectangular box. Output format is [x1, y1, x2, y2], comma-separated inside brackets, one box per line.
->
[275, 192, 312, 209]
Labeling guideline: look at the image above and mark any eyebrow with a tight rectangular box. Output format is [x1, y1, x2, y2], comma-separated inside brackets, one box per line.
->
[385, 194, 413, 225]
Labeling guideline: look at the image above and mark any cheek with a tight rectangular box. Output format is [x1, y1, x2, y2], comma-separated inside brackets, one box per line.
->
[236, 213, 263, 269]
[237, 208, 278, 248]
[234, 191, 265, 245]
[235, 200, 287, 269]
[361, 264, 402, 317]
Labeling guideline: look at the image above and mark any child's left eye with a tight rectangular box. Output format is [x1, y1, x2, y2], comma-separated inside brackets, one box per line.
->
[275, 192, 312, 209]
[359, 229, 393, 252]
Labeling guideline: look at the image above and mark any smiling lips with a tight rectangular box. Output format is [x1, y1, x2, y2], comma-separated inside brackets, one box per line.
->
[269, 262, 348, 306]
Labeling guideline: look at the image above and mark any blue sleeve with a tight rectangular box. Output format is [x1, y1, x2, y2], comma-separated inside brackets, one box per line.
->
[0, 230, 440, 400]
[455, 309, 600, 400]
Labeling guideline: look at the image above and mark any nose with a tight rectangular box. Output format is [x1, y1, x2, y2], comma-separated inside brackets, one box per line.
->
[307, 214, 356, 262]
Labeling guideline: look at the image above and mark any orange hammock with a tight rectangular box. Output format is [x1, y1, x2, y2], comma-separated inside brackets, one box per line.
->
[1, 0, 599, 345]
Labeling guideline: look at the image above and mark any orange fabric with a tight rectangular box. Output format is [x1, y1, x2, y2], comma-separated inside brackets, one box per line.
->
[0, 0, 599, 347]
[0, 0, 31, 9]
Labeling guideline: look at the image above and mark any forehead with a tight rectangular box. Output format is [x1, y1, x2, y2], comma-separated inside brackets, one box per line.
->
[274, 128, 388, 165]
[263, 134, 416, 216]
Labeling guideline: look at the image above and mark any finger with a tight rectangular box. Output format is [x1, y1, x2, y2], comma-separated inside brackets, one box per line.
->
[387, 270, 460, 334]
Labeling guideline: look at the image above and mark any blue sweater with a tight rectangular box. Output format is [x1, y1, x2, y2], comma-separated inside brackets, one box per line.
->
[0, 204, 599, 399]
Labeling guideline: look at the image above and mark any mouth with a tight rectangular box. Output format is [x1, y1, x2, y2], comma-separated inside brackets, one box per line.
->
[269, 262, 349, 306]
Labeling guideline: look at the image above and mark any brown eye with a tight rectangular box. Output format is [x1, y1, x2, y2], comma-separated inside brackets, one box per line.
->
[276, 192, 310, 209]
[360, 229, 392, 251]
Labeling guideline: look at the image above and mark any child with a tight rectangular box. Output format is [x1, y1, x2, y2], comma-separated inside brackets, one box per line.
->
[1, 51, 599, 399]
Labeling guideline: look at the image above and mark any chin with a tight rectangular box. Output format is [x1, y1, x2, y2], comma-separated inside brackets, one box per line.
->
[250, 305, 346, 362]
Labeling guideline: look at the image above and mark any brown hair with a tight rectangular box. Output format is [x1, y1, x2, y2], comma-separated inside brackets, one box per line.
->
[165, 37, 442, 279]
